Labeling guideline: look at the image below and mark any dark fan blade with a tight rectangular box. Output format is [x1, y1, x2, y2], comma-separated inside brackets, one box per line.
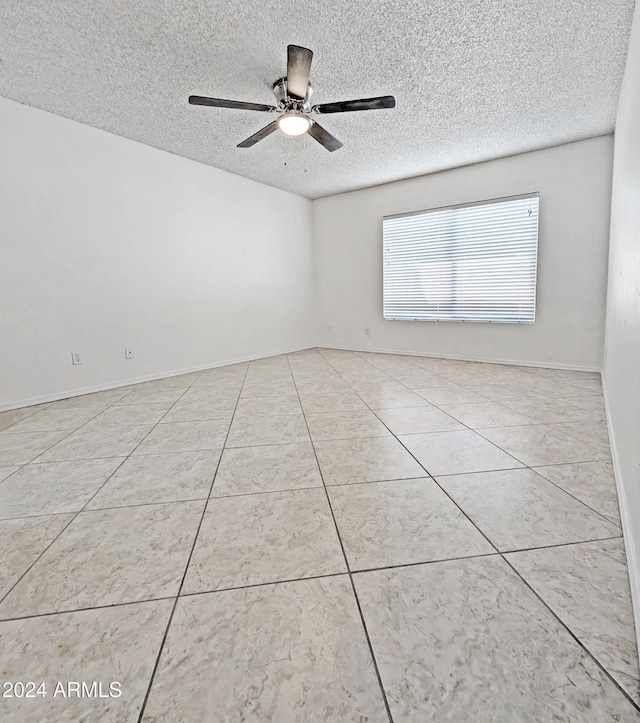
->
[313, 95, 396, 114]
[237, 121, 279, 148]
[189, 96, 276, 112]
[287, 45, 313, 100]
[308, 121, 343, 152]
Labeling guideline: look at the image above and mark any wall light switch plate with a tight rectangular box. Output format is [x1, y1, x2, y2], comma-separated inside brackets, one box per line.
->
[125, 346, 134, 359]
[364, 326, 371, 335]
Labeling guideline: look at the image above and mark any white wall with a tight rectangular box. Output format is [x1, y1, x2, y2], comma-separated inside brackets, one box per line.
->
[603, 4, 640, 646]
[0, 97, 314, 409]
[313, 137, 613, 370]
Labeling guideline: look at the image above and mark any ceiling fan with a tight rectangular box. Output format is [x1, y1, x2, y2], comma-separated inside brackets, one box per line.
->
[188, 44, 396, 152]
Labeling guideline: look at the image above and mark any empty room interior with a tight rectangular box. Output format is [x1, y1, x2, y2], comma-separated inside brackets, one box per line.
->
[2, 0, 640, 720]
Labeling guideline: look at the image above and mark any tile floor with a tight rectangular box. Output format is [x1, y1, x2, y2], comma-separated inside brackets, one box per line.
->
[0, 348, 638, 721]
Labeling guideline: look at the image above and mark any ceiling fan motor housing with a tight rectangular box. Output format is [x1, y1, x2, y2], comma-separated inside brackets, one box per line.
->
[189, 44, 393, 151]
[272, 77, 313, 112]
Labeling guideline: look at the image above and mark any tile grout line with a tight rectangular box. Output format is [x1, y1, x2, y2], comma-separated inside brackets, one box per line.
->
[0, 595, 177, 624]
[0, 350, 629, 715]
[526, 468, 622, 530]
[320, 349, 640, 713]
[0, 536, 628, 625]
[0, 375, 208, 610]
[135, 362, 248, 722]
[501, 554, 640, 713]
[317, 349, 503, 552]
[0, 399, 125, 483]
[286, 353, 395, 723]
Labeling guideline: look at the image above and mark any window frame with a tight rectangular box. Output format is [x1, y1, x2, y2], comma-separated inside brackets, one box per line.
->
[382, 192, 540, 324]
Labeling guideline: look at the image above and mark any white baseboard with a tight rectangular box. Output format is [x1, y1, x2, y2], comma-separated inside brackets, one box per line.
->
[0, 344, 315, 413]
[318, 343, 601, 373]
[602, 375, 640, 656]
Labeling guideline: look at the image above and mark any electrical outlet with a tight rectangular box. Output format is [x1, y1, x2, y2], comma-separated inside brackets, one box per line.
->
[364, 326, 371, 335]
[71, 352, 83, 365]
[125, 346, 134, 359]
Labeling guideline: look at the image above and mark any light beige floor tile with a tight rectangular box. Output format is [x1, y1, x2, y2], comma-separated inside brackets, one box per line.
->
[234, 395, 302, 417]
[356, 389, 430, 409]
[329, 478, 494, 570]
[51, 389, 131, 410]
[36, 425, 152, 462]
[374, 406, 465, 435]
[294, 380, 353, 395]
[0, 502, 203, 617]
[0, 466, 19, 483]
[439, 402, 534, 429]
[305, 410, 391, 442]
[432, 372, 494, 387]
[161, 397, 235, 423]
[179, 385, 239, 402]
[506, 539, 640, 704]
[526, 380, 593, 399]
[0, 600, 172, 723]
[240, 380, 298, 398]
[0, 515, 73, 599]
[400, 430, 524, 476]
[393, 372, 449, 389]
[3, 408, 98, 433]
[299, 392, 368, 414]
[348, 380, 406, 393]
[133, 420, 229, 455]
[143, 577, 387, 722]
[182, 489, 345, 593]
[438, 468, 619, 550]
[90, 403, 170, 427]
[527, 368, 600, 383]
[164, 394, 237, 422]
[474, 368, 539, 385]
[0, 431, 71, 466]
[1, 350, 635, 721]
[0, 407, 45, 432]
[116, 387, 185, 405]
[135, 374, 198, 390]
[478, 424, 609, 466]
[464, 383, 549, 402]
[571, 395, 606, 413]
[413, 387, 490, 405]
[194, 365, 247, 386]
[399, 376, 460, 389]
[87, 451, 221, 508]
[501, 397, 604, 424]
[0, 458, 123, 518]
[314, 437, 425, 485]
[533, 461, 621, 525]
[354, 557, 640, 722]
[565, 378, 603, 394]
[244, 371, 293, 385]
[550, 420, 611, 454]
[226, 414, 309, 447]
[191, 377, 245, 393]
[211, 443, 322, 496]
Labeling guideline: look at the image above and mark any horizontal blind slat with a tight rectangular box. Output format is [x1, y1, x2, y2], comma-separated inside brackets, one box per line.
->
[383, 195, 539, 323]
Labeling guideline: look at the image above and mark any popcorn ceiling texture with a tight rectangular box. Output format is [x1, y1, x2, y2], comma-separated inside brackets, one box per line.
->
[0, 0, 635, 199]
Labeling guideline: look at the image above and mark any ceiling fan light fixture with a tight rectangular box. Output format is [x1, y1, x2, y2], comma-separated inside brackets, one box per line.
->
[277, 111, 311, 137]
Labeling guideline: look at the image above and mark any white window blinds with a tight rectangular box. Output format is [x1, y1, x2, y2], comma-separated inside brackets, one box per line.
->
[383, 193, 539, 323]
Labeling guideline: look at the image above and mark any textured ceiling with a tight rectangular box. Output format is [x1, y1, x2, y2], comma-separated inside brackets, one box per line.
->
[0, 1, 635, 199]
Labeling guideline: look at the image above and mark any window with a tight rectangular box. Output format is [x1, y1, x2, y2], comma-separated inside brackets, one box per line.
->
[383, 193, 539, 323]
